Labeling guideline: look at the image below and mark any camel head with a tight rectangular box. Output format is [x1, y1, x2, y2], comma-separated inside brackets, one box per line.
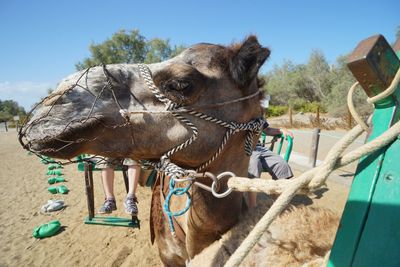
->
[20, 36, 270, 168]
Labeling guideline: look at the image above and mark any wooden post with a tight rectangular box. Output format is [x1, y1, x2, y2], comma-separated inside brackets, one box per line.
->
[316, 106, 320, 126]
[4, 121, 8, 132]
[288, 107, 293, 127]
[84, 163, 95, 220]
[309, 128, 321, 168]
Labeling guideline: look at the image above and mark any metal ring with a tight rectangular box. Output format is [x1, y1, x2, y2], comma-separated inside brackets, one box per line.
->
[204, 172, 218, 184]
[211, 171, 235, 198]
[193, 181, 212, 192]
[173, 170, 196, 183]
[173, 176, 195, 183]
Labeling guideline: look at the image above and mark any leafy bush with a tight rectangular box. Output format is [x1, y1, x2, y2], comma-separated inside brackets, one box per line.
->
[299, 102, 326, 113]
[266, 105, 288, 117]
[287, 99, 326, 113]
[288, 98, 307, 111]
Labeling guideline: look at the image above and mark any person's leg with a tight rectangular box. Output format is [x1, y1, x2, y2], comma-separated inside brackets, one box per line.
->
[248, 192, 258, 209]
[97, 158, 117, 214]
[127, 164, 140, 196]
[123, 159, 141, 215]
[101, 167, 115, 199]
[259, 148, 293, 180]
[247, 150, 263, 209]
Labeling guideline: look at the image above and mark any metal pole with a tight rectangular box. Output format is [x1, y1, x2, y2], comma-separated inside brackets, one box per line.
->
[309, 128, 321, 168]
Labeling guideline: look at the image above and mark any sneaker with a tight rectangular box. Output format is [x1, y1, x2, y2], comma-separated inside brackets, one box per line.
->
[124, 196, 138, 216]
[98, 199, 117, 214]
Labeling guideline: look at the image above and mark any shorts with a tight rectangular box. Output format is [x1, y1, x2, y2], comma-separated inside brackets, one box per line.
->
[95, 157, 139, 169]
[248, 145, 293, 180]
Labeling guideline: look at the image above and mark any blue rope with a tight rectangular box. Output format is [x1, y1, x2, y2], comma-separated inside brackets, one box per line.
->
[163, 177, 192, 235]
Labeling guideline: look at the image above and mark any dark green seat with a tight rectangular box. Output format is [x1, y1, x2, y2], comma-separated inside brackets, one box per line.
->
[76, 156, 140, 228]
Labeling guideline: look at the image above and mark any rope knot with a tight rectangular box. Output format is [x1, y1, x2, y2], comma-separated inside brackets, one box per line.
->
[119, 109, 130, 120]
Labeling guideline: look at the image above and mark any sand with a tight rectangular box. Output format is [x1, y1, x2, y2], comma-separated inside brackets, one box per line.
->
[0, 130, 350, 266]
[0, 131, 159, 267]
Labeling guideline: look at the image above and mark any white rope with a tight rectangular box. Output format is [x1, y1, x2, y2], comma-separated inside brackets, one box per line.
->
[347, 82, 370, 132]
[224, 66, 400, 267]
[228, 120, 400, 194]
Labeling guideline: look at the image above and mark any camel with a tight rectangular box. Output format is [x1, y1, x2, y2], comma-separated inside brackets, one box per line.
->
[190, 198, 340, 266]
[20, 36, 271, 266]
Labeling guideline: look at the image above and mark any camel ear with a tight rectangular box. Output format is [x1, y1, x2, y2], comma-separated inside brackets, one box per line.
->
[230, 36, 270, 87]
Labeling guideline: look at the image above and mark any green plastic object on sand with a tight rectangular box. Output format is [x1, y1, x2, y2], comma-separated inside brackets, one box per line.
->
[47, 163, 63, 170]
[33, 220, 61, 238]
[47, 176, 66, 184]
[57, 185, 69, 194]
[48, 186, 58, 194]
[47, 169, 63, 176]
[48, 185, 69, 194]
[41, 157, 56, 164]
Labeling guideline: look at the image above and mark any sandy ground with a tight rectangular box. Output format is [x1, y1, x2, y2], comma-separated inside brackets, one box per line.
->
[0, 131, 160, 267]
[0, 130, 350, 267]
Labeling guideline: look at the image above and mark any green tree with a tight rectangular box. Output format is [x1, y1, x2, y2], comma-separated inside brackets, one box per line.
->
[305, 49, 332, 100]
[76, 29, 185, 70]
[0, 100, 26, 122]
[262, 59, 323, 107]
[263, 60, 301, 106]
[323, 55, 372, 116]
[145, 38, 185, 63]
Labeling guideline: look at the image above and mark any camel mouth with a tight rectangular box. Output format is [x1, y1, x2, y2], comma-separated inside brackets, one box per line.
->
[21, 116, 103, 159]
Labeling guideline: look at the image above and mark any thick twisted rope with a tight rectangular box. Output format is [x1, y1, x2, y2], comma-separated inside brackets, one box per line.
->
[224, 67, 400, 267]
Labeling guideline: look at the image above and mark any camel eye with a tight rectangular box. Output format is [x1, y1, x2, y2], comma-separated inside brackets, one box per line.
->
[163, 80, 191, 92]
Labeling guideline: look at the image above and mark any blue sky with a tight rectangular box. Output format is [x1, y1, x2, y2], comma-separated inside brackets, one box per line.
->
[0, 0, 398, 110]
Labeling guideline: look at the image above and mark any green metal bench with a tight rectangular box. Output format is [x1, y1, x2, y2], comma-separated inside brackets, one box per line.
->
[328, 35, 400, 266]
[260, 132, 293, 162]
[76, 155, 140, 228]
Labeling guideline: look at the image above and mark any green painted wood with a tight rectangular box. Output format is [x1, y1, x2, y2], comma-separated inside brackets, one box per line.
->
[352, 138, 400, 266]
[328, 35, 400, 266]
[351, 41, 400, 267]
[328, 103, 398, 266]
[84, 216, 140, 228]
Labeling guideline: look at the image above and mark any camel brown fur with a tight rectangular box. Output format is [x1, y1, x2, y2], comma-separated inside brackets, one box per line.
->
[190, 196, 340, 267]
[21, 36, 270, 266]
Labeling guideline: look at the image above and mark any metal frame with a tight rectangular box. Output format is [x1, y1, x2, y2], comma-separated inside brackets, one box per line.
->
[261, 133, 293, 162]
[83, 162, 140, 228]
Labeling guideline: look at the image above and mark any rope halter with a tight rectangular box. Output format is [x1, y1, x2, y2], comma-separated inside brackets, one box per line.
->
[133, 63, 265, 178]
[131, 63, 265, 235]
